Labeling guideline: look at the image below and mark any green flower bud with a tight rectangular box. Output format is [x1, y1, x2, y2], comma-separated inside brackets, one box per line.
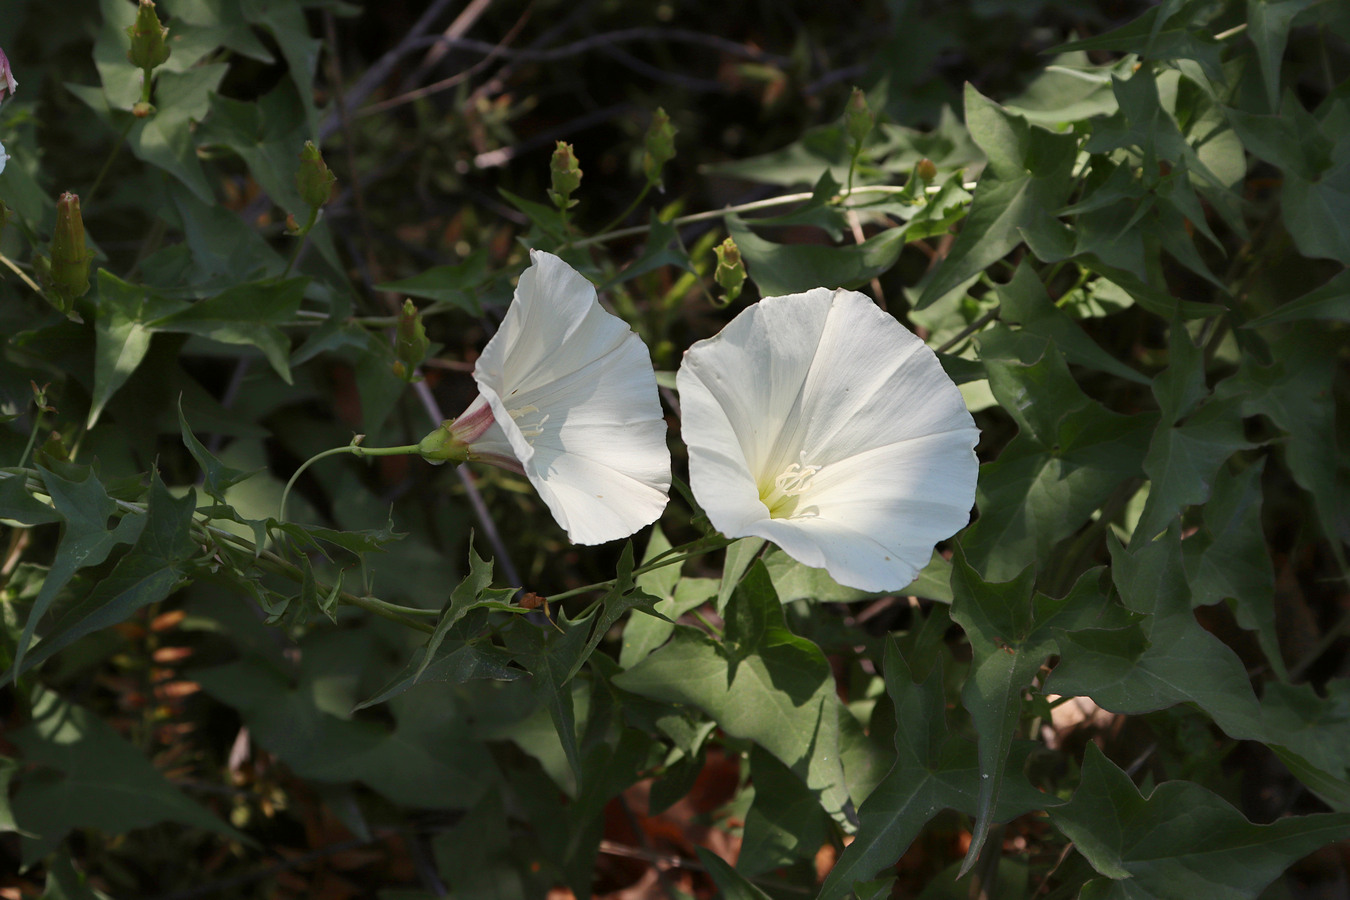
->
[548, 141, 582, 210]
[126, 0, 170, 72]
[296, 141, 337, 209]
[394, 299, 430, 381]
[416, 420, 472, 465]
[916, 158, 938, 182]
[845, 87, 874, 148]
[642, 108, 677, 186]
[47, 192, 92, 311]
[713, 236, 746, 305]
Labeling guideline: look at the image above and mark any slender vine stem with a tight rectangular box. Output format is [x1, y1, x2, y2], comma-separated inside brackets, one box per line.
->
[595, 182, 652, 237]
[281, 206, 320, 279]
[279, 441, 422, 523]
[0, 252, 44, 296]
[553, 537, 733, 606]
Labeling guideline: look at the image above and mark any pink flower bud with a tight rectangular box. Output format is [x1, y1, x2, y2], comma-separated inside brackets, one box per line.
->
[0, 47, 17, 102]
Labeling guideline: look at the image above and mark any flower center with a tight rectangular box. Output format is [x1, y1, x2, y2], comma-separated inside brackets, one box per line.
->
[759, 455, 822, 520]
[508, 404, 550, 440]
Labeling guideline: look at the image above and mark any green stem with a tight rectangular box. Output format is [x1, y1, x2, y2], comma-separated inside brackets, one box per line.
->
[549, 538, 732, 605]
[87, 118, 137, 208]
[596, 182, 652, 238]
[282, 206, 320, 279]
[279, 441, 422, 522]
[570, 183, 957, 250]
[15, 403, 42, 470]
[0, 253, 44, 297]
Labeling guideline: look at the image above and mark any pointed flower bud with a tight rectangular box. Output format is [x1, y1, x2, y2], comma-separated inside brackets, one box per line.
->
[48, 192, 92, 310]
[844, 86, 873, 148]
[0, 47, 17, 102]
[394, 299, 430, 381]
[713, 237, 746, 305]
[126, 0, 170, 72]
[296, 141, 336, 208]
[548, 141, 582, 210]
[642, 108, 677, 186]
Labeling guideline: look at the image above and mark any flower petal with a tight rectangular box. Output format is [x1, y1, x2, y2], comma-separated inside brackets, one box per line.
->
[474, 250, 670, 544]
[679, 288, 978, 590]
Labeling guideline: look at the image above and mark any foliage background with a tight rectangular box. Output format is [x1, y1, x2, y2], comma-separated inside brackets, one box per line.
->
[2, 0, 1350, 897]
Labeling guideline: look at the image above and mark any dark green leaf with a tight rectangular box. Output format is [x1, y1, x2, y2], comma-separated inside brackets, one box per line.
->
[177, 397, 260, 502]
[1247, 268, 1350, 326]
[916, 85, 1077, 308]
[1053, 743, 1350, 899]
[14, 475, 197, 677]
[738, 744, 831, 876]
[149, 278, 308, 383]
[10, 688, 242, 865]
[728, 213, 907, 298]
[375, 249, 489, 315]
[696, 847, 774, 900]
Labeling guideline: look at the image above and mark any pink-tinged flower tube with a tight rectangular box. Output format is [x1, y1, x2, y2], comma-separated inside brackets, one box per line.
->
[677, 288, 979, 591]
[0, 48, 16, 102]
[419, 250, 671, 545]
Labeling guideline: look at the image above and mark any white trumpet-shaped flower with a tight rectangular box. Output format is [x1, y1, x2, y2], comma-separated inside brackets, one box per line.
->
[419, 250, 671, 545]
[677, 288, 979, 591]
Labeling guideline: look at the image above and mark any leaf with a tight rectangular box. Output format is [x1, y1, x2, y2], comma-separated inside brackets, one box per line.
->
[508, 613, 593, 785]
[0, 474, 62, 526]
[375, 249, 489, 315]
[728, 213, 908, 298]
[1045, 528, 1267, 743]
[1261, 679, 1350, 811]
[1247, 268, 1350, 326]
[817, 642, 1050, 900]
[197, 86, 312, 217]
[8, 465, 147, 683]
[149, 278, 308, 383]
[416, 541, 518, 684]
[1247, 0, 1320, 111]
[1052, 743, 1350, 900]
[961, 332, 1155, 579]
[718, 536, 765, 613]
[738, 744, 831, 876]
[127, 65, 231, 202]
[949, 550, 1106, 875]
[565, 543, 662, 683]
[176, 397, 260, 503]
[916, 85, 1077, 309]
[696, 847, 774, 900]
[39, 850, 112, 900]
[600, 214, 696, 289]
[89, 271, 156, 428]
[14, 475, 197, 678]
[615, 563, 854, 826]
[9, 688, 242, 865]
[1182, 460, 1283, 678]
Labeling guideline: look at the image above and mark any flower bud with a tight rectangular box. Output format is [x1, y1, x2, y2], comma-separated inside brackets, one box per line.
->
[126, 0, 170, 72]
[48, 192, 92, 311]
[296, 141, 337, 209]
[548, 141, 582, 209]
[916, 158, 938, 182]
[0, 47, 17, 102]
[713, 237, 746, 305]
[132, 101, 155, 118]
[394, 299, 430, 381]
[845, 86, 873, 148]
[642, 108, 677, 186]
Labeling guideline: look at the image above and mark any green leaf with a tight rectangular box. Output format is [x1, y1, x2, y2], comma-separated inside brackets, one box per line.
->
[375, 249, 488, 316]
[996, 263, 1149, 385]
[1053, 743, 1350, 900]
[1045, 528, 1267, 743]
[89, 271, 157, 428]
[10, 687, 243, 865]
[615, 563, 855, 825]
[738, 745, 831, 876]
[565, 543, 663, 684]
[718, 536, 766, 613]
[728, 213, 907, 298]
[916, 85, 1077, 309]
[961, 332, 1155, 579]
[508, 613, 592, 785]
[128, 65, 231, 202]
[818, 642, 1050, 900]
[599, 214, 696, 289]
[696, 847, 774, 900]
[0, 474, 62, 526]
[1262, 679, 1350, 811]
[1247, 268, 1350, 326]
[177, 397, 260, 503]
[1248, 0, 1321, 111]
[197, 86, 312, 217]
[416, 541, 518, 684]
[149, 278, 307, 382]
[8, 465, 147, 683]
[1182, 460, 1283, 678]
[14, 474, 197, 677]
[949, 550, 1106, 875]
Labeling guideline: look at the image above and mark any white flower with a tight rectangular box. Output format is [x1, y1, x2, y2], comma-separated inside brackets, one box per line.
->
[677, 288, 979, 591]
[419, 250, 671, 545]
[0, 140, 7, 177]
